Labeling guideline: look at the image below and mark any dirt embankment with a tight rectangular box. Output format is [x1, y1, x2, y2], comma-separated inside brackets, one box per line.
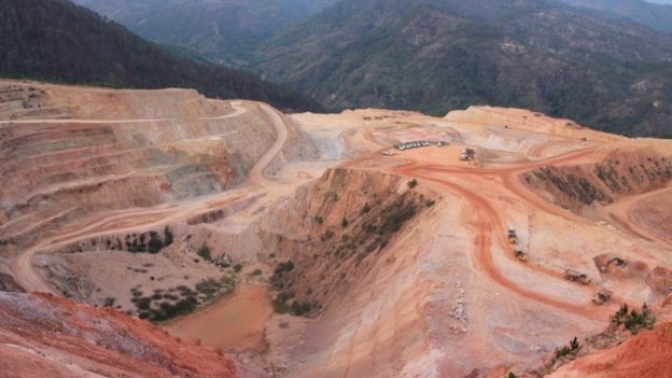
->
[521, 149, 672, 213]
[0, 291, 242, 378]
[549, 321, 672, 378]
[257, 167, 435, 315]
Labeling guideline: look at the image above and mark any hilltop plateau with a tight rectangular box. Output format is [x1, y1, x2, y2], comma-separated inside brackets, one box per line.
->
[1, 80, 672, 377]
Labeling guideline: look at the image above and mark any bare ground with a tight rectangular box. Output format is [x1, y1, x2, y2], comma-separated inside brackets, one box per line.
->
[2, 82, 672, 377]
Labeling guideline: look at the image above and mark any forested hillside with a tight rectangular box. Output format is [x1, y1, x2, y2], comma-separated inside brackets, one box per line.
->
[0, 0, 323, 112]
[556, 0, 672, 33]
[254, 0, 672, 136]
[71, 0, 339, 67]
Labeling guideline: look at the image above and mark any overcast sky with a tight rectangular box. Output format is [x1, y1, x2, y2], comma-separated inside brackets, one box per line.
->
[646, 0, 672, 4]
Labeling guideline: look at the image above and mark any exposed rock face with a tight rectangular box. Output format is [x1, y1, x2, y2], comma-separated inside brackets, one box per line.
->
[522, 150, 672, 213]
[0, 81, 315, 249]
[0, 292, 240, 378]
[258, 167, 427, 315]
[550, 322, 672, 378]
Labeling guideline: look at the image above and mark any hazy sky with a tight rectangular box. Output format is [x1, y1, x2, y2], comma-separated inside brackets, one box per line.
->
[646, 0, 672, 4]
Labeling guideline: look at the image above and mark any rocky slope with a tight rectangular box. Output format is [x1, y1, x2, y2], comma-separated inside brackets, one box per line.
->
[550, 321, 672, 378]
[522, 149, 672, 214]
[0, 81, 313, 249]
[0, 291, 243, 378]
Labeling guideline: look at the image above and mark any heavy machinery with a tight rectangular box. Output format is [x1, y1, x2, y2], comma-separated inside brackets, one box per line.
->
[514, 249, 529, 262]
[507, 229, 518, 244]
[460, 148, 475, 161]
[607, 257, 627, 268]
[592, 291, 612, 305]
[564, 269, 591, 285]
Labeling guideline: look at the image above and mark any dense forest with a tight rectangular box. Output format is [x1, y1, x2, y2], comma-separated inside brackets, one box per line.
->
[0, 0, 323, 112]
[72, 0, 339, 68]
[556, 0, 672, 34]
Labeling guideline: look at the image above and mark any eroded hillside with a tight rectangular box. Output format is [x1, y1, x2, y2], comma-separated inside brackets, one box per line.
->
[0, 291, 241, 378]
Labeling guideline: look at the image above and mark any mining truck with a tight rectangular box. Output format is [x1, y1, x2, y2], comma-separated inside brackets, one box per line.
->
[592, 291, 612, 305]
[564, 269, 591, 285]
[507, 229, 518, 244]
[514, 249, 529, 262]
[608, 257, 627, 268]
[460, 148, 475, 161]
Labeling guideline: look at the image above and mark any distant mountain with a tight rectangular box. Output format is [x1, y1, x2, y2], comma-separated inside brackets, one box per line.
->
[254, 0, 672, 136]
[556, 0, 672, 33]
[71, 0, 339, 67]
[0, 0, 323, 112]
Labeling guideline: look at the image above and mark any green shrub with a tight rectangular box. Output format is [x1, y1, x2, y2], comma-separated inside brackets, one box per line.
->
[407, 179, 418, 188]
[321, 229, 335, 241]
[163, 226, 173, 246]
[103, 297, 116, 307]
[197, 245, 212, 261]
[554, 336, 580, 361]
[270, 261, 294, 290]
[611, 303, 655, 334]
[147, 231, 163, 254]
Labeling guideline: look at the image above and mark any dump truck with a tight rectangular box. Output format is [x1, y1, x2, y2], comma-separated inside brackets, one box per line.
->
[514, 249, 529, 262]
[460, 148, 475, 161]
[608, 257, 627, 268]
[507, 229, 518, 244]
[564, 269, 591, 285]
[592, 291, 612, 305]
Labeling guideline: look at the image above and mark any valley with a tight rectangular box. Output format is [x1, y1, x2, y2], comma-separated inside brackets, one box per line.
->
[1, 80, 672, 377]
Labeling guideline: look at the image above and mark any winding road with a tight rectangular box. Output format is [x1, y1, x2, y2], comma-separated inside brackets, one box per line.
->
[11, 100, 291, 294]
[395, 146, 613, 318]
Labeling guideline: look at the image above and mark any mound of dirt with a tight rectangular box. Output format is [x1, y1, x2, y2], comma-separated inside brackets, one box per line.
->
[550, 322, 672, 378]
[0, 291, 243, 378]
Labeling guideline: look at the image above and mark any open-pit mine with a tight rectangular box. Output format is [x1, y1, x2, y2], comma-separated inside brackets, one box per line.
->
[1, 80, 672, 378]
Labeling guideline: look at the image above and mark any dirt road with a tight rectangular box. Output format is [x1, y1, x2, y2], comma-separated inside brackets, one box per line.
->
[11, 100, 291, 294]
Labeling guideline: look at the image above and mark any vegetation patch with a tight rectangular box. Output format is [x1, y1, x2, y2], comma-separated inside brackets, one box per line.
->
[197, 245, 212, 261]
[131, 275, 236, 323]
[553, 336, 580, 362]
[611, 303, 655, 335]
[124, 226, 174, 254]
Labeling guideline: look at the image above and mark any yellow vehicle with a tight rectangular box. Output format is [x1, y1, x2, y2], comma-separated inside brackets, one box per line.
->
[592, 291, 612, 305]
[514, 250, 528, 262]
[564, 269, 591, 285]
[507, 229, 518, 244]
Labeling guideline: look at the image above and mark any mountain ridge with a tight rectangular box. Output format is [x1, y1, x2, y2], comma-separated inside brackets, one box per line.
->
[556, 0, 672, 33]
[254, 0, 672, 136]
[0, 0, 323, 112]
[71, 0, 339, 67]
